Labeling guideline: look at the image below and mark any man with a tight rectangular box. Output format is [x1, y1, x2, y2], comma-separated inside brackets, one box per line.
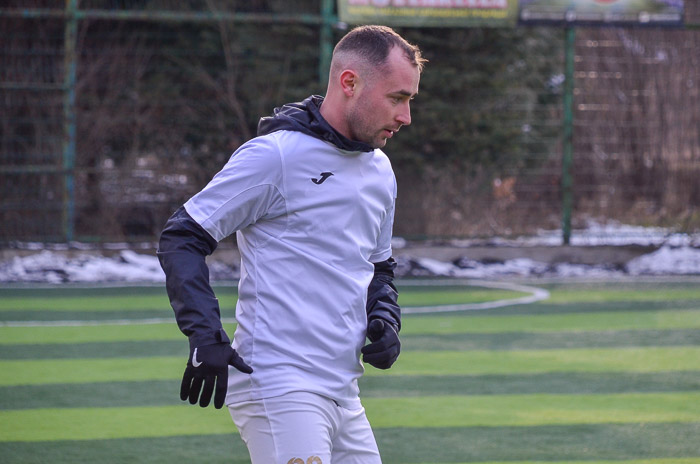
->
[157, 25, 425, 463]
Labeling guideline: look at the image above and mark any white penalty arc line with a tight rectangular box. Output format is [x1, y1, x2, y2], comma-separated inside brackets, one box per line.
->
[1, 280, 549, 327]
[400, 279, 550, 314]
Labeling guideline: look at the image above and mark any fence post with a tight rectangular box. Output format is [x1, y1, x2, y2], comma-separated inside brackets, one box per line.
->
[319, 0, 335, 86]
[561, 26, 575, 245]
[62, 0, 78, 242]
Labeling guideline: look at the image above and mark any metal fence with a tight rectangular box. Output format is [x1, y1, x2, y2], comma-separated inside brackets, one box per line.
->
[1, 1, 699, 244]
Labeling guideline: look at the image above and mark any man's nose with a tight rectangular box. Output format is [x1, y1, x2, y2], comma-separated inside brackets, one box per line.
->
[396, 102, 411, 126]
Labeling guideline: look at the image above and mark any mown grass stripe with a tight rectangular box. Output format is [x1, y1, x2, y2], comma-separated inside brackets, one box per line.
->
[4, 328, 699, 360]
[455, 299, 700, 316]
[3, 309, 700, 345]
[4, 371, 700, 410]
[358, 371, 700, 397]
[4, 302, 700, 324]
[0, 323, 237, 345]
[0, 356, 183, 386]
[0, 287, 524, 312]
[0, 294, 237, 312]
[374, 423, 700, 463]
[401, 309, 700, 335]
[2, 280, 699, 311]
[543, 285, 700, 304]
[0, 286, 233, 309]
[423, 461, 700, 464]
[0, 381, 182, 410]
[0, 434, 250, 464]
[2, 424, 699, 464]
[3, 347, 700, 386]
[399, 287, 530, 306]
[0, 309, 176, 322]
[7, 299, 700, 321]
[0, 286, 179, 298]
[386, 346, 696, 376]
[2, 393, 700, 442]
[378, 347, 700, 376]
[3, 281, 699, 316]
[364, 393, 700, 428]
[0, 340, 188, 360]
[0, 405, 235, 442]
[401, 329, 700, 351]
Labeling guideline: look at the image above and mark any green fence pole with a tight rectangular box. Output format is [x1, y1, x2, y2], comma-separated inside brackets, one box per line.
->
[62, 0, 78, 242]
[319, 0, 335, 87]
[561, 26, 575, 246]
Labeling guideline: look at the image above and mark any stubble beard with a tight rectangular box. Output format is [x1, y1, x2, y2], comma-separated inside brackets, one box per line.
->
[346, 104, 386, 149]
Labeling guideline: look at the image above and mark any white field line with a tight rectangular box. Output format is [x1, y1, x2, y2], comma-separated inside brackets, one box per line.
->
[0, 280, 549, 326]
[401, 279, 550, 314]
[0, 318, 172, 328]
[0, 317, 238, 328]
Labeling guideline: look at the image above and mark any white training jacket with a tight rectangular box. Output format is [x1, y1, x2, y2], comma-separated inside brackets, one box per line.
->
[184, 128, 397, 408]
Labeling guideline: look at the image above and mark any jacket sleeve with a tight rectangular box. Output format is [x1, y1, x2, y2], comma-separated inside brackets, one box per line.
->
[157, 206, 230, 350]
[366, 257, 401, 332]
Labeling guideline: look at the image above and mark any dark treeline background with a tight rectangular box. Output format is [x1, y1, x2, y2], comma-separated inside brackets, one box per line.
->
[1, 0, 699, 242]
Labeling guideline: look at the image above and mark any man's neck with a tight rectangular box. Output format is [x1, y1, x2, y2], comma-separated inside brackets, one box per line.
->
[319, 96, 350, 140]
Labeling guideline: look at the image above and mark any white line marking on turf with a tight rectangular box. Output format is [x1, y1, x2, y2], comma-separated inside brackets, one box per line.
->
[0, 317, 238, 328]
[0, 280, 549, 326]
[1, 317, 172, 327]
[401, 279, 550, 314]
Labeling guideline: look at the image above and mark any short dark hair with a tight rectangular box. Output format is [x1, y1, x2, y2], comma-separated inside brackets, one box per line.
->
[333, 25, 426, 73]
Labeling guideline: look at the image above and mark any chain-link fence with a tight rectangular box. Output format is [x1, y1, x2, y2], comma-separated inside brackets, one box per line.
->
[1, 1, 698, 244]
[573, 26, 700, 235]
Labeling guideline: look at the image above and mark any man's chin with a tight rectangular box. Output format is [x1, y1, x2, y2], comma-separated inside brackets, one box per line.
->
[372, 138, 388, 149]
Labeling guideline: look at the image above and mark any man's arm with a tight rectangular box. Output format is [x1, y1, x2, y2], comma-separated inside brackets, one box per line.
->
[157, 206, 251, 409]
[157, 206, 229, 348]
[366, 257, 401, 331]
[361, 257, 401, 369]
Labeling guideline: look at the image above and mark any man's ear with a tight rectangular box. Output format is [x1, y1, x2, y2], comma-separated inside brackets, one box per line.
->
[340, 70, 358, 97]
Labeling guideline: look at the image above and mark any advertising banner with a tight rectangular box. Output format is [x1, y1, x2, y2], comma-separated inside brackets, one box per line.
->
[518, 0, 684, 26]
[337, 0, 520, 28]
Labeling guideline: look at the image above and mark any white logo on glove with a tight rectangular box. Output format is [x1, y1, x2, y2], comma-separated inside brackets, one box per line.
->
[192, 348, 203, 367]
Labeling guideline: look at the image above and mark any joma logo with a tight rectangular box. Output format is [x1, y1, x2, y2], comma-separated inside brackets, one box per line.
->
[311, 172, 333, 184]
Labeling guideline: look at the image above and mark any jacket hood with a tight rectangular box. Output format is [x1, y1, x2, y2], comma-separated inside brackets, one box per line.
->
[257, 95, 374, 153]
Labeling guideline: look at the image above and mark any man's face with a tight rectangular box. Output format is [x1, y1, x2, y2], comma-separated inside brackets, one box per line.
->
[346, 47, 421, 149]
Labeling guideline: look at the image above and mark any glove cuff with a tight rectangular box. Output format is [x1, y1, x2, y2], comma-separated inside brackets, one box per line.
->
[188, 328, 231, 351]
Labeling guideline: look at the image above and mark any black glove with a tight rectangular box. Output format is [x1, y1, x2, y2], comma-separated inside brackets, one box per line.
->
[361, 319, 400, 370]
[181, 342, 252, 409]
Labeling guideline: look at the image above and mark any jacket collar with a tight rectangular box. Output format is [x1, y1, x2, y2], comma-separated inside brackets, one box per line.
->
[257, 95, 374, 153]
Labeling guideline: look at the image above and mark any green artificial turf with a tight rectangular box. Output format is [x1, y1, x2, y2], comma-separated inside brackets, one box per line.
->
[3, 346, 699, 386]
[4, 370, 700, 411]
[4, 308, 699, 346]
[0, 284, 528, 313]
[400, 309, 700, 334]
[3, 392, 699, 442]
[3, 327, 698, 361]
[1, 279, 699, 463]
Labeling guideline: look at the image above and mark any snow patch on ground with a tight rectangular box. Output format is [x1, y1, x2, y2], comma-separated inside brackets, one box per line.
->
[1, 222, 699, 283]
[627, 246, 700, 276]
[0, 250, 166, 284]
[394, 245, 700, 279]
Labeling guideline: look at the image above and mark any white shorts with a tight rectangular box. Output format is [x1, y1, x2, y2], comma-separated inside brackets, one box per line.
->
[228, 391, 382, 464]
